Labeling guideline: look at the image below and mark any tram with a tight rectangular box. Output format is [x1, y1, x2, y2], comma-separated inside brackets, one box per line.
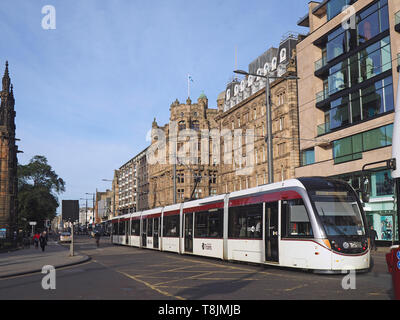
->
[109, 177, 370, 273]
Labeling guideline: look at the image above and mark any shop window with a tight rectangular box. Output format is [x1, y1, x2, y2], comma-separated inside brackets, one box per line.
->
[374, 170, 394, 196]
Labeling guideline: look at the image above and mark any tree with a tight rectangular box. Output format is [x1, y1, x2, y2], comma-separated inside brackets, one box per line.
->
[17, 155, 65, 231]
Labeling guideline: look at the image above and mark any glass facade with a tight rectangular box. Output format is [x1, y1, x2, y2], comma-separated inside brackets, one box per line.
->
[328, 36, 392, 96]
[327, 0, 358, 21]
[328, 76, 394, 131]
[333, 123, 393, 164]
[333, 169, 398, 243]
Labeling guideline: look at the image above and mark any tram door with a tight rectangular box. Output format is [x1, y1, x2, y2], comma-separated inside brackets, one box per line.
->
[153, 217, 160, 249]
[265, 202, 279, 263]
[142, 219, 147, 247]
[184, 213, 193, 253]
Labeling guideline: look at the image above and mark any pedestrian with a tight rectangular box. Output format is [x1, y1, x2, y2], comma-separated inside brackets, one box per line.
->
[33, 232, 40, 249]
[39, 231, 47, 252]
[94, 231, 101, 248]
[369, 225, 378, 251]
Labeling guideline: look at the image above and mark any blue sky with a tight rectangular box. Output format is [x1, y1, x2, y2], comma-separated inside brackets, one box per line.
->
[0, 0, 310, 212]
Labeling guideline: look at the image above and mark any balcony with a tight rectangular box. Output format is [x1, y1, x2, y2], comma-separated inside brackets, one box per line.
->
[395, 11, 400, 33]
[317, 122, 331, 136]
[314, 56, 327, 72]
[316, 88, 329, 104]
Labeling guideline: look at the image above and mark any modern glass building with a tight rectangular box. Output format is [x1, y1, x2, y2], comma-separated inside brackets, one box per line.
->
[296, 0, 400, 244]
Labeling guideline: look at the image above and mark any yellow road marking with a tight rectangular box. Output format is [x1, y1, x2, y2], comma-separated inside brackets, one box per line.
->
[117, 271, 185, 300]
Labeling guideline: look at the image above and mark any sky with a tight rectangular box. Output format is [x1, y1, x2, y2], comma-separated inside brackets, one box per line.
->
[0, 0, 311, 213]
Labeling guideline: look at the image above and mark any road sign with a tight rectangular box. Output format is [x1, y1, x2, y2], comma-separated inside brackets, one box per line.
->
[29, 221, 37, 226]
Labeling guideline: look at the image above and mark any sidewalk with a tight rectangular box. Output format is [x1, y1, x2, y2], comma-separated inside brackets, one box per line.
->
[0, 241, 90, 278]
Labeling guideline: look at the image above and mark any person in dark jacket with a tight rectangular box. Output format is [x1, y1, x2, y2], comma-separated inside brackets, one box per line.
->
[39, 231, 48, 252]
[369, 226, 378, 251]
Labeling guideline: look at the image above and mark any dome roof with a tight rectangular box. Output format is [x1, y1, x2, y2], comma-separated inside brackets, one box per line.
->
[217, 91, 225, 101]
[199, 92, 207, 99]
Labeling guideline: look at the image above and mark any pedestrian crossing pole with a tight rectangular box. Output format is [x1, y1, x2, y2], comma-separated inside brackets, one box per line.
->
[69, 222, 74, 257]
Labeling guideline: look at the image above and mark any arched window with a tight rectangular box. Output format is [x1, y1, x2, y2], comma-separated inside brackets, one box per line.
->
[191, 120, 200, 131]
[178, 121, 186, 131]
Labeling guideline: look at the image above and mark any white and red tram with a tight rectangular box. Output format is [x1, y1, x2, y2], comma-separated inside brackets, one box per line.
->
[110, 177, 370, 273]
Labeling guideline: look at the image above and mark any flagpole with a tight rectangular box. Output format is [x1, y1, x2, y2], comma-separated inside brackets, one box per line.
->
[188, 74, 190, 98]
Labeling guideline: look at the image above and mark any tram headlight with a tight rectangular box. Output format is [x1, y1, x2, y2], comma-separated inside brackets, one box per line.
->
[322, 239, 331, 249]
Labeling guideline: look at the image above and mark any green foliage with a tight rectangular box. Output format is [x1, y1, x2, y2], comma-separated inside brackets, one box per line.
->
[17, 155, 65, 230]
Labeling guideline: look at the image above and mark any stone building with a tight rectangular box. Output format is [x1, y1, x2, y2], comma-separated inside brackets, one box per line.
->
[295, 0, 400, 243]
[148, 95, 219, 208]
[0, 61, 18, 238]
[216, 34, 301, 194]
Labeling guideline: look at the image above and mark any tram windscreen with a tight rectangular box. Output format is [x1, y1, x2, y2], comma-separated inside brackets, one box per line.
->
[309, 190, 365, 236]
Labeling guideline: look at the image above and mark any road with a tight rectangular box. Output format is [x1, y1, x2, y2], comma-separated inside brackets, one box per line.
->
[0, 235, 393, 303]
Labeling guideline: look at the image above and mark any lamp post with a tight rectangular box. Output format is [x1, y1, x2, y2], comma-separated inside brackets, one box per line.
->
[234, 70, 299, 184]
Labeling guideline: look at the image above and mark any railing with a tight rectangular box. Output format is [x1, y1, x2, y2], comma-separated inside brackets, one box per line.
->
[314, 56, 327, 71]
[316, 88, 329, 104]
[317, 122, 331, 136]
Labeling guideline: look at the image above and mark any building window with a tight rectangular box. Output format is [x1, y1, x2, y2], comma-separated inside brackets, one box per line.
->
[178, 121, 186, 130]
[191, 120, 200, 131]
[333, 123, 393, 164]
[278, 143, 286, 157]
[301, 148, 315, 166]
[177, 172, 184, 184]
[177, 189, 185, 200]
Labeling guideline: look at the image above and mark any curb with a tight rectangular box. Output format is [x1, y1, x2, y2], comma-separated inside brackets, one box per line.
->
[0, 254, 92, 279]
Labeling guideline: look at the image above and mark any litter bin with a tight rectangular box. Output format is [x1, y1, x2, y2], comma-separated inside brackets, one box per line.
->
[386, 245, 400, 300]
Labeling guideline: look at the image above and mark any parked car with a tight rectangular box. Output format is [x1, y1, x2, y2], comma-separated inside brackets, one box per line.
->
[59, 232, 72, 243]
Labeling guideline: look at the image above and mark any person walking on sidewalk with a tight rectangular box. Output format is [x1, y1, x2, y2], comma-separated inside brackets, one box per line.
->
[33, 232, 40, 249]
[94, 231, 101, 248]
[39, 231, 47, 252]
[369, 225, 378, 251]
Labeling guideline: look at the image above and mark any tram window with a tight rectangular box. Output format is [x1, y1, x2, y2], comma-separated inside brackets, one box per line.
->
[228, 204, 263, 239]
[112, 223, 118, 235]
[194, 209, 223, 238]
[118, 221, 126, 235]
[147, 219, 153, 237]
[163, 215, 180, 237]
[281, 199, 313, 238]
[131, 220, 140, 236]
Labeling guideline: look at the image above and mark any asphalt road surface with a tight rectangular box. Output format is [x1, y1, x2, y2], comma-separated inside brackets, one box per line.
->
[0, 236, 393, 302]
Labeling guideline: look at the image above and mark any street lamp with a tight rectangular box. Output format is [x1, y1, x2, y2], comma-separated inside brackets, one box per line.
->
[234, 70, 299, 184]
